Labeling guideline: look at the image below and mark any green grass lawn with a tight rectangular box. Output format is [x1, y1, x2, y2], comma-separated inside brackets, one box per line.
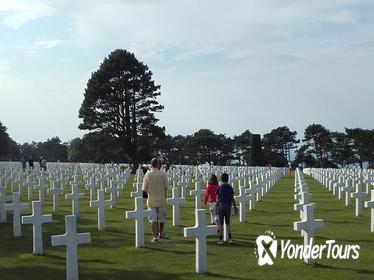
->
[0, 173, 373, 280]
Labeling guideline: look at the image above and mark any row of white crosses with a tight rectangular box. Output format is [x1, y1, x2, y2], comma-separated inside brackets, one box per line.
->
[311, 168, 374, 232]
[0, 190, 53, 255]
[123, 164, 286, 274]
[293, 168, 324, 265]
[1, 162, 287, 276]
[1, 162, 132, 236]
[0, 161, 132, 280]
[184, 166, 285, 273]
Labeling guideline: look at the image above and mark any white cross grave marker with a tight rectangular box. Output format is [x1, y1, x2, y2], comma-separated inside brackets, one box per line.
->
[0, 187, 11, 223]
[35, 177, 47, 203]
[90, 189, 112, 231]
[65, 182, 84, 217]
[293, 203, 324, 265]
[167, 187, 186, 226]
[105, 180, 121, 208]
[246, 186, 259, 210]
[364, 189, 374, 232]
[342, 180, 354, 206]
[22, 200, 53, 254]
[4, 192, 28, 237]
[183, 209, 217, 274]
[22, 176, 34, 200]
[190, 182, 204, 210]
[351, 183, 366, 217]
[125, 196, 151, 248]
[234, 186, 248, 223]
[51, 215, 91, 280]
[86, 177, 96, 201]
[294, 192, 312, 218]
[47, 180, 64, 211]
[130, 178, 143, 198]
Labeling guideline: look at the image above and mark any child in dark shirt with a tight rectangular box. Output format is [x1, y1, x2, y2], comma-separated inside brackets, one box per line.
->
[216, 173, 237, 244]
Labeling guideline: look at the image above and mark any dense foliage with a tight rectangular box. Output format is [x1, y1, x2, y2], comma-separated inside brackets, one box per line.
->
[78, 49, 164, 166]
[2, 120, 373, 168]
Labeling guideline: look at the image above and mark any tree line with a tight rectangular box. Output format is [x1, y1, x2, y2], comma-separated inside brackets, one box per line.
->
[1, 120, 373, 168]
[1, 49, 373, 168]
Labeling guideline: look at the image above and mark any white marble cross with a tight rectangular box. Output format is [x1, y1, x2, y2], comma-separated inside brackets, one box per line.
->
[294, 192, 312, 218]
[4, 192, 28, 237]
[96, 176, 105, 190]
[71, 175, 80, 187]
[234, 186, 248, 223]
[167, 187, 186, 226]
[105, 180, 121, 208]
[254, 179, 266, 201]
[22, 200, 53, 254]
[0, 187, 11, 223]
[351, 183, 366, 217]
[65, 182, 84, 217]
[47, 180, 64, 211]
[342, 180, 354, 206]
[90, 189, 112, 231]
[246, 186, 259, 210]
[364, 175, 374, 194]
[22, 176, 34, 200]
[293, 203, 324, 264]
[60, 175, 69, 191]
[125, 196, 151, 248]
[85, 177, 96, 201]
[35, 177, 47, 203]
[364, 189, 374, 232]
[51, 215, 91, 280]
[190, 182, 204, 210]
[184, 209, 217, 273]
[130, 178, 143, 198]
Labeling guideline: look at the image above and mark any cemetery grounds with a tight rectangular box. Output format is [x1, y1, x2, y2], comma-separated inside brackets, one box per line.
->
[0, 171, 373, 280]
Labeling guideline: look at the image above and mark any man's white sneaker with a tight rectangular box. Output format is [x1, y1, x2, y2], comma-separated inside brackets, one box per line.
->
[151, 237, 159, 242]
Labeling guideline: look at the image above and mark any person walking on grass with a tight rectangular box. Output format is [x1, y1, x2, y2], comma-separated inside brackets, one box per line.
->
[204, 174, 219, 225]
[21, 157, 27, 171]
[216, 173, 238, 244]
[28, 156, 34, 170]
[142, 158, 169, 242]
[41, 157, 47, 172]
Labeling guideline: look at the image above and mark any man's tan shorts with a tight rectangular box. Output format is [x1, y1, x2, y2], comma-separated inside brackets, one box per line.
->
[148, 206, 166, 223]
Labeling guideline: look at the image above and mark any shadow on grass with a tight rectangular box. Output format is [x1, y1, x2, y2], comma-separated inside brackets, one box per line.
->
[142, 245, 195, 255]
[325, 220, 360, 225]
[204, 272, 253, 280]
[249, 221, 291, 228]
[315, 263, 374, 275]
[43, 253, 116, 265]
[0, 266, 188, 280]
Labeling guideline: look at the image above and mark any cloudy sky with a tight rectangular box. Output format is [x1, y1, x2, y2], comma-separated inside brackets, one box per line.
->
[0, 0, 373, 144]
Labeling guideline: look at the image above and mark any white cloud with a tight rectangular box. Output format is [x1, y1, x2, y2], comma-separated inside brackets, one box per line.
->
[2, 0, 374, 142]
[68, 0, 367, 63]
[0, 0, 56, 28]
[34, 39, 61, 49]
[321, 10, 355, 24]
[0, 59, 10, 80]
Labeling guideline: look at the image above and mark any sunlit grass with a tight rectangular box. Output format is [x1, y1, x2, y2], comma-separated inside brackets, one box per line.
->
[0, 173, 373, 280]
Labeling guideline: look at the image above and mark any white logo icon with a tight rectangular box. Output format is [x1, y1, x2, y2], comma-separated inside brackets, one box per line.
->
[255, 231, 277, 266]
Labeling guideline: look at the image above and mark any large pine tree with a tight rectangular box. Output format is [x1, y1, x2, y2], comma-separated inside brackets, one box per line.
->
[79, 49, 164, 164]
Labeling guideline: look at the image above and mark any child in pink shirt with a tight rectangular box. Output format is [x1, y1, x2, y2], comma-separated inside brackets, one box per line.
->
[204, 174, 219, 224]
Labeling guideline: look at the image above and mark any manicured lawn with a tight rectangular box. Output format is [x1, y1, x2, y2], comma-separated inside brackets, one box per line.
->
[0, 172, 373, 279]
